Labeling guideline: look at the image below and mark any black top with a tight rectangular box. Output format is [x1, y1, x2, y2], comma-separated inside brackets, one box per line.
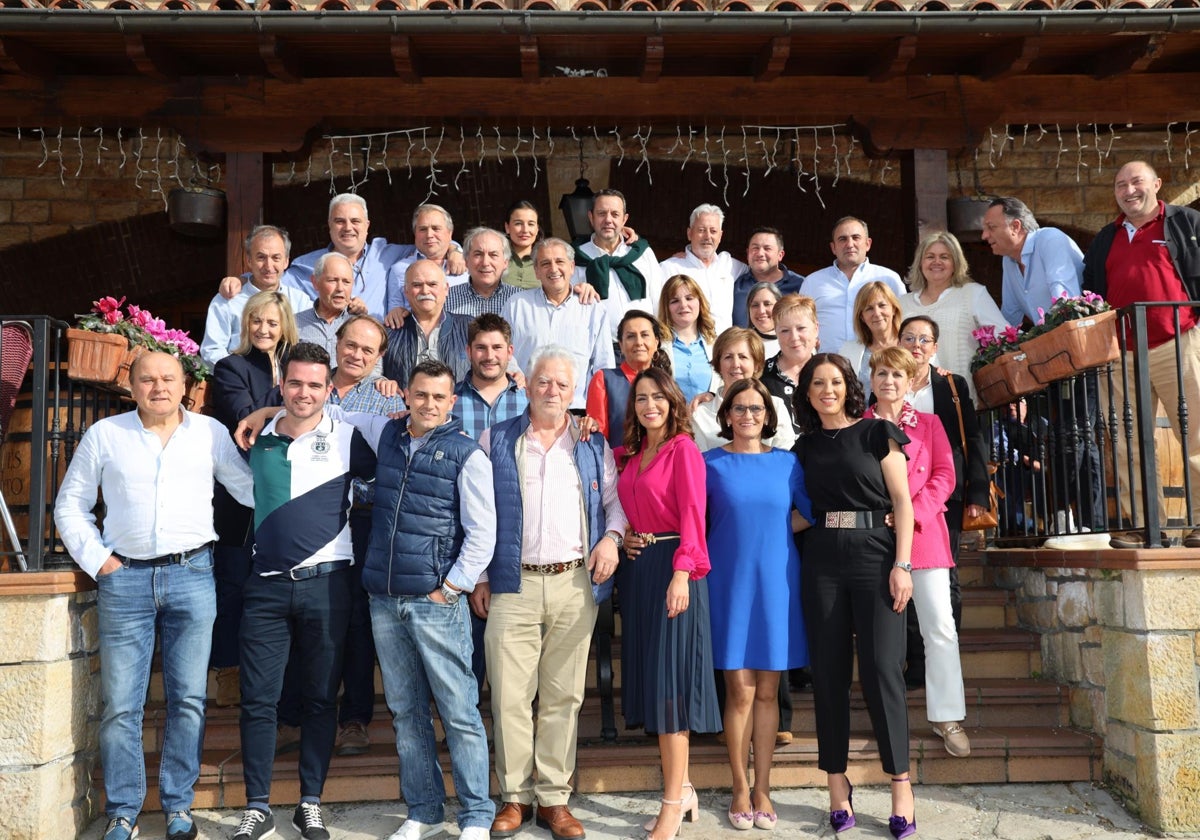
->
[792, 418, 908, 513]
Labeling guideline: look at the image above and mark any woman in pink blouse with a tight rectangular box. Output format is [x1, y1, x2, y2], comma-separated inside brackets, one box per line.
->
[616, 367, 722, 840]
[864, 346, 971, 758]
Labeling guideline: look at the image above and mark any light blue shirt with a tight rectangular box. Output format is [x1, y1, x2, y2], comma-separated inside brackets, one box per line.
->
[200, 281, 313, 367]
[1000, 227, 1084, 327]
[799, 259, 906, 353]
[283, 238, 416, 319]
[669, 334, 715, 403]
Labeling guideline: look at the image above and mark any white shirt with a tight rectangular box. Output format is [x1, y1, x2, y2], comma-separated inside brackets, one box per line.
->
[659, 248, 747, 335]
[200, 281, 313, 367]
[799, 259, 906, 353]
[901, 283, 1008, 402]
[691, 385, 797, 454]
[573, 238, 666, 341]
[54, 409, 255, 579]
[502, 288, 615, 409]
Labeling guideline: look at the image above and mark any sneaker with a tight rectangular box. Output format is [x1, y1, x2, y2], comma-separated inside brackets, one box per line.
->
[1042, 532, 1112, 550]
[165, 811, 198, 840]
[232, 807, 275, 840]
[292, 802, 330, 840]
[214, 666, 241, 707]
[102, 817, 138, 840]
[275, 724, 301, 755]
[1110, 529, 1171, 549]
[385, 819, 444, 840]
[1184, 528, 1200, 548]
[460, 827, 491, 840]
[335, 720, 370, 756]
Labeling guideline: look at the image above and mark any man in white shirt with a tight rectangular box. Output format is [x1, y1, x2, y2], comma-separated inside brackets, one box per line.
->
[800, 216, 906, 352]
[54, 352, 255, 840]
[201, 225, 314, 366]
[572, 189, 665, 341]
[503, 238, 614, 409]
[386, 204, 472, 314]
[659, 203, 747, 334]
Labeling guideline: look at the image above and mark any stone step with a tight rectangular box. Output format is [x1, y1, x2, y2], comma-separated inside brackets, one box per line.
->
[122, 724, 1102, 812]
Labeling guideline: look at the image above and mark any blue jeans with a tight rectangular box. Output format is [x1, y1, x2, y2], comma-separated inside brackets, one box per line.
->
[369, 593, 494, 830]
[239, 568, 351, 801]
[96, 550, 217, 821]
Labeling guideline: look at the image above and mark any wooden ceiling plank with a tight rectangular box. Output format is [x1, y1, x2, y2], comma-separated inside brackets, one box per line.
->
[520, 35, 539, 84]
[124, 34, 178, 80]
[390, 34, 421, 83]
[867, 35, 917, 84]
[640, 36, 663, 84]
[753, 36, 790, 83]
[0, 36, 57, 78]
[978, 37, 1039, 81]
[258, 33, 302, 84]
[1091, 34, 1166, 80]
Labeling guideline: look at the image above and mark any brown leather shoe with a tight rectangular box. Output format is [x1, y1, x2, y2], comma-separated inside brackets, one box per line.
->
[536, 804, 586, 840]
[492, 802, 533, 837]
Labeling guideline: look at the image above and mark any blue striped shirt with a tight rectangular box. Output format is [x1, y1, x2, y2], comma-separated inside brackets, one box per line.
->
[331, 377, 405, 504]
[446, 281, 520, 319]
[454, 374, 528, 441]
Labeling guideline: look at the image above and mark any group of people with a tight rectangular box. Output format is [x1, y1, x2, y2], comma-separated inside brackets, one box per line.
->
[55, 158, 1200, 840]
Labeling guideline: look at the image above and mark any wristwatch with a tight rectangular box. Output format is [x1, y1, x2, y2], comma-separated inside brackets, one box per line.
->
[893, 560, 913, 572]
[440, 582, 461, 604]
[604, 530, 624, 549]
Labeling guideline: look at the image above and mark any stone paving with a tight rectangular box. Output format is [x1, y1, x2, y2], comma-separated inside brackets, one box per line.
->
[81, 782, 1186, 839]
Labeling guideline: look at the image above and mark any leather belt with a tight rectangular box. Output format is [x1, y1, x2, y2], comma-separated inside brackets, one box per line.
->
[117, 543, 212, 567]
[815, 510, 890, 529]
[520, 557, 585, 575]
[275, 560, 352, 580]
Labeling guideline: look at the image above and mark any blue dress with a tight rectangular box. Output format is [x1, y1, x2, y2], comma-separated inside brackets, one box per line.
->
[704, 446, 812, 671]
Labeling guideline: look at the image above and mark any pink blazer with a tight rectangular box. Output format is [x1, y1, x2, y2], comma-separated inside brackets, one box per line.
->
[866, 405, 957, 570]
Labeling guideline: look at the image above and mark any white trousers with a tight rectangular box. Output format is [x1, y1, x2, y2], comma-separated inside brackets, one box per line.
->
[910, 567, 966, 722]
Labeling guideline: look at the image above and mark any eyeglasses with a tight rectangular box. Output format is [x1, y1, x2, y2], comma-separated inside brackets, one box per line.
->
[730, 404, 766, 417]
[900, 334, 935, 346]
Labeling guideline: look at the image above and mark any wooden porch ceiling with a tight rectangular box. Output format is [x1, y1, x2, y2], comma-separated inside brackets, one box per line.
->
[1, 10, 1200, 152]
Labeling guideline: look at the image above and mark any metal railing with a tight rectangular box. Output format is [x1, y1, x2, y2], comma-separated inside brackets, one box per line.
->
[0, 315, 130, 571]
[981, 302, 1199, 548]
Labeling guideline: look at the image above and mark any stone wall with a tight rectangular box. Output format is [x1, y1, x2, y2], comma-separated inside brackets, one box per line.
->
[986, 557, 1200, 833]
[0, 572, 100, 840]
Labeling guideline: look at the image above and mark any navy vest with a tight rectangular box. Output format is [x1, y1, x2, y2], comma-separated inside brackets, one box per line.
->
[602, 367, 632, 450]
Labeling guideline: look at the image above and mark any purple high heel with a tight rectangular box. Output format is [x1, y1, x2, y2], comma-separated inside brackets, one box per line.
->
[829, 780, 855, 833]
[889, 776, 916, 839]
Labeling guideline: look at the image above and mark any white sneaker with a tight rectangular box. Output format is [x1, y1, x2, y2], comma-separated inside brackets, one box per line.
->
[385, 820, 443, 840]
[460, 827, 490, 840]
[1043, 531, 1112, 550]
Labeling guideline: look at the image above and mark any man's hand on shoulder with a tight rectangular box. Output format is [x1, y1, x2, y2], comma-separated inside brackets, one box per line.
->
[348, 297, 369, 315]
[572, 282, 600, 305]
[384, 307, 410, 329]
[373, 378, 401, 398]
[219, 276, 244, 300]
[234, 406, 279, 450]
[446, 248, 466, 276]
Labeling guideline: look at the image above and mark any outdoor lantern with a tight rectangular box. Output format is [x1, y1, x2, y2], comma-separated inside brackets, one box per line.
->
[558, 139, 594, 241]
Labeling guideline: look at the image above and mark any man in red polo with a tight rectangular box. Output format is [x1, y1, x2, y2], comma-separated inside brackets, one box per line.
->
[1083, 160, 1200, 548]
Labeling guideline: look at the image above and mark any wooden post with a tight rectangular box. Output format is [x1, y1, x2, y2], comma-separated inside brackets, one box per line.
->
[900, 149, 949, 262]
[224, 152, 269, 275]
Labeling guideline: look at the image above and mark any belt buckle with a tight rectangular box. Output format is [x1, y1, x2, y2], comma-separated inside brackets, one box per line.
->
[825, 511, 855, 528]
[636, 532, 657, 545]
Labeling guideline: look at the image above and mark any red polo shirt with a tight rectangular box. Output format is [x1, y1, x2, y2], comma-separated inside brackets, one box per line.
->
[1104, 201, 1196, 348]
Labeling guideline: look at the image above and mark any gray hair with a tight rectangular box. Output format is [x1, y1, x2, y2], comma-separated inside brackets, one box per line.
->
[529, 344, 578, 388]
[989, 197, 1040, 234]
[312, 251, 354, 279]
[747, 281, 783, 307]
[534, 237, 576, 264]
[328, 192, 368, 221]
[462, 226, 512, 262]
[412, 203, 454, 232]
[244, 224, 292, 258]
[689, 204, 725, 227]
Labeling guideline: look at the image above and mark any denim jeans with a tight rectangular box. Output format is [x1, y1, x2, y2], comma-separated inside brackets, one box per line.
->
[239, 568, 351, 801]
[96, 549, 217, 821]
[370, 593, 494, 830]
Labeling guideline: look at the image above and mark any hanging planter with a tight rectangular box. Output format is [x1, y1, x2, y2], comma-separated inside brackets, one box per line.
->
[947, 196, 991, 244]
[168, 186, 226, 238]
[1022, 309, 1119, 385]
[973, 351, 1043, 410]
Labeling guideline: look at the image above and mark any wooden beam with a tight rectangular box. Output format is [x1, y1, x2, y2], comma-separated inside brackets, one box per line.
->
[224, 152, 269, 276]
[390, 35, 421, 83]
[868, 35, 917, 84]
[124, 34, 178, 80]
[640, 36, 663, 84]
[753, 36, 790, 83]
[900, 149, 949, 261]
[0, 37, 57, 78]
[977, 37, 1039, 81]
[520, 35, 540, 84]
[258, 34, 302, 84]
[1091, 34, 1166, 80]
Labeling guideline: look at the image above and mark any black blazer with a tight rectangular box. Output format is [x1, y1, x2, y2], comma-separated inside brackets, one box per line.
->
[929, 370, 990, 507]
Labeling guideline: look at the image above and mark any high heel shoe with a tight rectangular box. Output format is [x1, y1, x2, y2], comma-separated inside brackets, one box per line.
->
[643, 784, 698, 832]
[888, 776, 917, 839]
[829, 780, 855, 833]
[645, 795, 689, 839]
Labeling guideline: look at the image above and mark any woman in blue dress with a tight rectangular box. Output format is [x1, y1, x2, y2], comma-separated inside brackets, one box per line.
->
[704, 377, 812, 832]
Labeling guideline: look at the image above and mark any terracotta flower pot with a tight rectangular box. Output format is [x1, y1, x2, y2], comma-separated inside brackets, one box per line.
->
[183, 377, 211, 413]
[66, 328, 130, 386]
[973, 350, 1043, 410]
[1021, 309, 1119, 385]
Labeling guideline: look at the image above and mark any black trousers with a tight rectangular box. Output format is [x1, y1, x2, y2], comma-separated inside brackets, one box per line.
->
[802, 527, 909, 776]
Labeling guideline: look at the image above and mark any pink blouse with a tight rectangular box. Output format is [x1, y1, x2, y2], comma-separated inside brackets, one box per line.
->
[615, 434, 711, 579]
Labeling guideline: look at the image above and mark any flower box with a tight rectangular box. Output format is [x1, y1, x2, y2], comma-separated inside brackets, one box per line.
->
[1021, 309, 1119, 385]
[973, 350, 1043, 410]
[66, 328, 133, 388]
[183, 377, 210, 413]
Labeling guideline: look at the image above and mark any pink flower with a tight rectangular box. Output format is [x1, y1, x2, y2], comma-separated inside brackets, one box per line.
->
[126, 305, 153, 329]
[103, 309, 122, 325]
[1036, 307, 1046, 325]
[93, 296, 125, 315]
[145, 317, 168, 340]
[1002, 325, 1021, 344]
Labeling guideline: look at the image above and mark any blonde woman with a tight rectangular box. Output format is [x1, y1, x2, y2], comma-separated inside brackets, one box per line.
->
[840, 281, 903, 398]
